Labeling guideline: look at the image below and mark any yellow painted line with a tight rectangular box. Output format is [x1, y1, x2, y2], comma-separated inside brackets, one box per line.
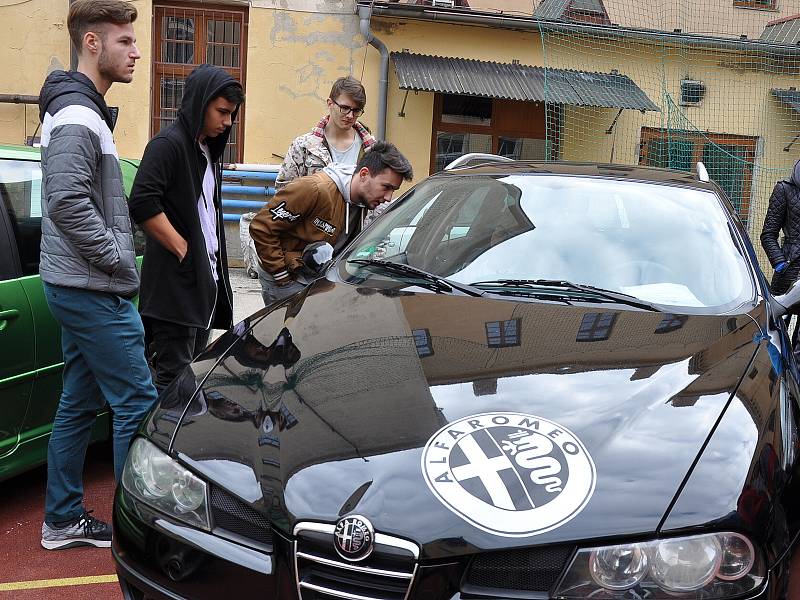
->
[0, 574, 118, 592]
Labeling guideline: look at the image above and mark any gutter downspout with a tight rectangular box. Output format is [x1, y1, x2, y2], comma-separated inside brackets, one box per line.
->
[358, 4, 388, 140]
[69, 0, 77, 70]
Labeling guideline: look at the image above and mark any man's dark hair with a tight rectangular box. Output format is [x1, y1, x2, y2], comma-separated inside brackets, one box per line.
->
[68, 0, 138, 52]
[215, 83, 245, 106]
[357, 142, 414, 181]
[329, 76, 366, 109]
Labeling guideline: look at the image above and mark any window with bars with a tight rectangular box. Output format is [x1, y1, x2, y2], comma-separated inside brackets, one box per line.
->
[733, 0, 776, 8]
[639, 127, 756, 224]
[485, 319, 520, 348]
[576, 312, 617, 342]
[152, 4, 248, 164]
[412, 329, 434, 358]
[655, 314, 689, 334]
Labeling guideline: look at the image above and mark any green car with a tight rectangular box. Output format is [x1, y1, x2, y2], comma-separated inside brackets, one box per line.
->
[0, 144, 139, 481]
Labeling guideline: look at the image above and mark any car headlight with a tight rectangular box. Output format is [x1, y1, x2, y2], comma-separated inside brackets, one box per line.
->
[122, 437, 210, 530]
[556, 532, 764, 599]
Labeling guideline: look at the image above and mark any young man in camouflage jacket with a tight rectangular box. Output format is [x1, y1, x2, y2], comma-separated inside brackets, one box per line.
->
[275, 76, 376, 190]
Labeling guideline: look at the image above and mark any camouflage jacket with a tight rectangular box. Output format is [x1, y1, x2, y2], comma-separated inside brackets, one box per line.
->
[275, 115, 376, 190]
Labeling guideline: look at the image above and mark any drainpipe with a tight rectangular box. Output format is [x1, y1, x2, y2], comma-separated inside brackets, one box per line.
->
[69, 0, 77, 70]
[358, 4, 388, 140]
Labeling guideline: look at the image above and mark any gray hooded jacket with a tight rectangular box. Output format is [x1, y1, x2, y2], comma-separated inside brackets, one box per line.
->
[38, 71, 138, 297]
[322, 164, 366, 254]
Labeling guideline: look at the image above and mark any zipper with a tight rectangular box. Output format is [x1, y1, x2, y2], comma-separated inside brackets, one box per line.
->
[210, 161, 231, 329]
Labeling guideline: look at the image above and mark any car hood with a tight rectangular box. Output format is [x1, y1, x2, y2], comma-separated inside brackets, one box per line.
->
[154, 281, 768, 557]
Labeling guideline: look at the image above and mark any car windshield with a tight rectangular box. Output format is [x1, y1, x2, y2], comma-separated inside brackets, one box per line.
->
[338, 174, 756, 313]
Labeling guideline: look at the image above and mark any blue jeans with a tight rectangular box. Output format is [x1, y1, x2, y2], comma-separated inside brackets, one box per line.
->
[43, 283, 158, 524]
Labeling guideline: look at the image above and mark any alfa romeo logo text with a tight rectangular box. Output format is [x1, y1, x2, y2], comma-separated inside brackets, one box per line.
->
[421, 412, 596, 537]
[333, 515, 374, 561]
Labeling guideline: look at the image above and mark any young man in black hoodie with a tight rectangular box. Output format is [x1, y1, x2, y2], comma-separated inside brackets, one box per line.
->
[129, 64, 243, 392]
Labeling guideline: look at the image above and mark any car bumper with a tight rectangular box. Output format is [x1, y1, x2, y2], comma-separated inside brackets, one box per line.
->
[112, 484, 294, 599]
[113, 484, 787, 600]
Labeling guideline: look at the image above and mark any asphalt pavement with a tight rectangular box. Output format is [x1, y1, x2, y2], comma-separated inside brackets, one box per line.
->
[0, 269, 263, 598]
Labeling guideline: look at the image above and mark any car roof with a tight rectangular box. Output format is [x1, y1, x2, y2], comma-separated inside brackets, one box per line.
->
[0, 143, 140, 196]
[0, 144, 41, 161]
[432, 160, 720, 192]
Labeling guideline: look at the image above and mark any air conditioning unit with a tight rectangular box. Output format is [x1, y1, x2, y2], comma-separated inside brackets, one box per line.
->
[432, 0, 456, 7]
[680, 79, 705, 106]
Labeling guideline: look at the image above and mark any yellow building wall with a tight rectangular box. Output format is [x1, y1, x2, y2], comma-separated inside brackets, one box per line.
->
[0, 0, 794, 273]
[0, 0, 151, 158]
[245, 11, 544, 189]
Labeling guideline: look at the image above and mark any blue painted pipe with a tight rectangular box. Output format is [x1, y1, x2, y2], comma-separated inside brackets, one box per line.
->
[222, 199, 268, 209]
[222, 170, 277, 181]
[221, 184, 276, 196]
[223, 213, 242, 222]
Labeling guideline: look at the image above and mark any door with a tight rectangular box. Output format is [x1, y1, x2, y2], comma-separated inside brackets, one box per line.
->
[0, 162, 35, 458]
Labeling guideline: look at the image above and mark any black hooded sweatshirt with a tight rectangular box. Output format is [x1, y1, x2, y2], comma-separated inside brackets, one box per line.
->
[129, 64, 241, 329]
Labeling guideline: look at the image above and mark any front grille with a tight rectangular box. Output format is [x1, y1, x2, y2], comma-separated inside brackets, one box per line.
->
[210, 485, 273, 546]
[464, 544, 574, 593]
[294, 522, 418, 600]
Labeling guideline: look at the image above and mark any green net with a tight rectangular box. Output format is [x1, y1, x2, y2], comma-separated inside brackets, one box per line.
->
[523, 0, 800, 268]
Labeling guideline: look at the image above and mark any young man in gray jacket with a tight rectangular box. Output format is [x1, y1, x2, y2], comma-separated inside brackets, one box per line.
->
[37, 0, 157, 550]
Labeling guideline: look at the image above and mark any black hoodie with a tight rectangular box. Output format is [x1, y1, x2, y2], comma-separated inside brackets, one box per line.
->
[129, 64, 242, 329]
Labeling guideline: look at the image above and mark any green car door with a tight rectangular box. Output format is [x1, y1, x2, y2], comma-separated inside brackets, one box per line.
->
[0, 147, 139, 481]
[0, 163, 36, 463]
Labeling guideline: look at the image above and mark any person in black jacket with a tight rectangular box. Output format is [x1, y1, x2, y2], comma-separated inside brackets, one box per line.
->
[761, 160, 800, 296]
[129, 64, 244, 392]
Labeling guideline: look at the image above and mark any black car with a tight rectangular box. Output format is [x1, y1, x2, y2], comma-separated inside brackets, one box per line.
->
[113, 161, 800, 600]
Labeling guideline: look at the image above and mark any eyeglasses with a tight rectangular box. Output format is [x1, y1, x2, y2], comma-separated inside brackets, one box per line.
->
[331, 98, 364, 118]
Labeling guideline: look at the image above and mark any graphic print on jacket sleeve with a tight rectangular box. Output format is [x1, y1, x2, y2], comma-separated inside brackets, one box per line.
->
[270, 201, 301, 222]
[421, 412, 596, 537]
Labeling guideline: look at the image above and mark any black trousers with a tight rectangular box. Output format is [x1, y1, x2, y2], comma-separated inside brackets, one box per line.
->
[145, 317, 211, 393]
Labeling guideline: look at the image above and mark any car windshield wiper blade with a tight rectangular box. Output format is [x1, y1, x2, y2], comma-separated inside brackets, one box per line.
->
[347, 259, 484, 297]
[470, 278, 659, 310]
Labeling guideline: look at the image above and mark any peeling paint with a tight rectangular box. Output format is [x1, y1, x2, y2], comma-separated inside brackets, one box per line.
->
[371, 20, 404, 35]
[252, 0, 355, 13]
[270, 10, 363, 48]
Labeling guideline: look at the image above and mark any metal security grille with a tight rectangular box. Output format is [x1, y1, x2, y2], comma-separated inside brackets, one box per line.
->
[463, 544, 575, 593]
[293, 522, 418, 600]
[210, 485, 272, 547]
[152, 3, 248, 163]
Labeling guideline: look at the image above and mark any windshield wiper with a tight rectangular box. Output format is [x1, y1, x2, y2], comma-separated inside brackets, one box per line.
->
[348, 259, 484, 297]
[469, 279, 659, 311]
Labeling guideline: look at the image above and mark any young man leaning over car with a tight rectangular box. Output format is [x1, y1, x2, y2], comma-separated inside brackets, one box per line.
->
[38, 0, 158, 550]
[128, 64, 243, 394]
[250, 141, 413, 305]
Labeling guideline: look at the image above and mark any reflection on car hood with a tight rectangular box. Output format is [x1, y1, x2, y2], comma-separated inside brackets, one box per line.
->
[153, 281, 769, 557]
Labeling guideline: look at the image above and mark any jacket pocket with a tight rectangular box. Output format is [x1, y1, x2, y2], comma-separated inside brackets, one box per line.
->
[178, 246, 197, 283]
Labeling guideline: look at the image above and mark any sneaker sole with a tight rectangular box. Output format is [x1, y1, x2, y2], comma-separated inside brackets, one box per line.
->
[41, 537, 111, 550]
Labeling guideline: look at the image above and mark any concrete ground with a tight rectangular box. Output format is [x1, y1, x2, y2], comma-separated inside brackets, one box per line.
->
[0, 268, 264, 598]
[227, 266, 265, 327]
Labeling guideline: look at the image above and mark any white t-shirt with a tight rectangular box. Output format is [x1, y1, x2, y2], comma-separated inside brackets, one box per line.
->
[198, 143, 219, 282]
[329, 135, 362, 166]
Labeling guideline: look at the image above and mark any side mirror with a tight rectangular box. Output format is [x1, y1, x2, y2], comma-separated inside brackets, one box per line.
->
[301, 241, 334, 274]
[772, 279, 800, 317]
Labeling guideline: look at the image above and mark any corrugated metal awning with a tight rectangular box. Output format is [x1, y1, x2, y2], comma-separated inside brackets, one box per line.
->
[761, 15, 800, 45]
[391, 52, 660, 112]
[772, 88, 800, 111]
